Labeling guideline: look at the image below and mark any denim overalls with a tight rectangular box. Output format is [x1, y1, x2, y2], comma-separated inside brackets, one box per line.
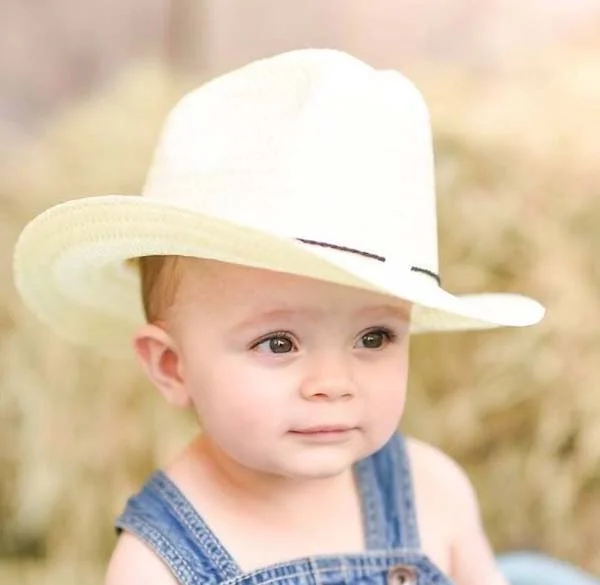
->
[115, 433, 453, 585]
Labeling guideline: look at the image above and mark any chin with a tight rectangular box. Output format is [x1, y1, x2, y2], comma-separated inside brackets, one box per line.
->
[281, 450, 359, 480]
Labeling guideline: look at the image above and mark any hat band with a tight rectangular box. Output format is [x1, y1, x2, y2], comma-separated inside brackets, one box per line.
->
[296, 237, 441, 286]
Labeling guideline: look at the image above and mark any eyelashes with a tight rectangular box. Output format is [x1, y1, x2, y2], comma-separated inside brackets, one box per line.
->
[250, 327, 400, 355]
[356, 328, 397, 349]
[252, 331, 297, 354]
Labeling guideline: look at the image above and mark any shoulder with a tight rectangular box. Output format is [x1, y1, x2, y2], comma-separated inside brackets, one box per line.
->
[105, 531, 178, 585]
[405, 436, 480, 526]
[405, 436, 508, 585]
[406, 437, 477, 498]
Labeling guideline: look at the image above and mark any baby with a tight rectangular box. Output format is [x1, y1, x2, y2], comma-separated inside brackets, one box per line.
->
[13, 49, 545, 585]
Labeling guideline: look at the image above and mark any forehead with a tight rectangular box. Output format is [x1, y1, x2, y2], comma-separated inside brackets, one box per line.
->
[175, 258, 411, 317]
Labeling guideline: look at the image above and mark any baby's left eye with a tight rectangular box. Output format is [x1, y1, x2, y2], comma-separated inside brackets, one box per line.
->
[355, 329, 395, 349]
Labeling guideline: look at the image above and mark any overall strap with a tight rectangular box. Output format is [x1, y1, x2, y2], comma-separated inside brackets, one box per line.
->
[367, 432, 421, 550]
[115, 471, 241, 585]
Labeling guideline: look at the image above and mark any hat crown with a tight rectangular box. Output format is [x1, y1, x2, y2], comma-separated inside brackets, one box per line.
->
[143, 49, 438, 272]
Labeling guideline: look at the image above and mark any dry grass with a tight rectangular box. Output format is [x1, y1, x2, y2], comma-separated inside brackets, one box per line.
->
[1, 49, 600, 580]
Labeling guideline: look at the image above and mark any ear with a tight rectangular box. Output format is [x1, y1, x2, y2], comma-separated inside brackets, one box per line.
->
[132, 323, 192, 408]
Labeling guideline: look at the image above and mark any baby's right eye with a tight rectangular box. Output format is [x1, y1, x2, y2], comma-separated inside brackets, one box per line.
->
[252, 333, 297, 354]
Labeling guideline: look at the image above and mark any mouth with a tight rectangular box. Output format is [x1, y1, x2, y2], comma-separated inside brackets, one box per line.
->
[289, 425, 358, 442]
[289, 425, 357, 435]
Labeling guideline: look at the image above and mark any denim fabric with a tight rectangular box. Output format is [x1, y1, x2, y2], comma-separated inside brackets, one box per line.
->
[115, 432, 453, 584]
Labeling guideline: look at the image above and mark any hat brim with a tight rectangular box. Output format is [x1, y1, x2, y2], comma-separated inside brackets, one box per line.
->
[13, 195, 545, 355]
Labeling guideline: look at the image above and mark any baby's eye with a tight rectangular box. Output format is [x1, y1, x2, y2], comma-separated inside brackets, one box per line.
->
[355, 329, 395, 350]
[253, 334, 297, 354]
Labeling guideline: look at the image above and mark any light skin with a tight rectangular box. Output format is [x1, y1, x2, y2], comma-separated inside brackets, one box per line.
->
[106, 258, 508, 585]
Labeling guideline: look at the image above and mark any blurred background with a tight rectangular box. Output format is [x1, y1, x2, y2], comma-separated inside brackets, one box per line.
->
[2, 0, 600, 583]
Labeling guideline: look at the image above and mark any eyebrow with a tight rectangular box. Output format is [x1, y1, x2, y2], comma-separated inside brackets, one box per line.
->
[231, 308, 320, 333]
[358, 303, 411, 320]
[232, 303, 410, 333]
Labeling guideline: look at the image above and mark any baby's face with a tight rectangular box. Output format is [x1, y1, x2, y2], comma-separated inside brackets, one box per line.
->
[148, 259, 411, 480]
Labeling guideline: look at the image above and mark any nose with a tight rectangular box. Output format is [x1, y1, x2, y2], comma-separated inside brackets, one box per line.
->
[299, 354, 357, 401]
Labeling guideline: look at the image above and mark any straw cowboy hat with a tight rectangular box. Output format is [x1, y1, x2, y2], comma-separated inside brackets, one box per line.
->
[13, 49, 544, 354]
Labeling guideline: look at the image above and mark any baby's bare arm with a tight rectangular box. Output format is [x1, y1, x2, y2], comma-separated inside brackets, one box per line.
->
[105, 532, 179, 585]
[445, 468, 508, 585]
[407, 438, 508, 585]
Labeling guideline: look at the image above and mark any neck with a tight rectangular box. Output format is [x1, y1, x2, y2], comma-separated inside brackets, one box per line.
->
[188, 434, 356, 515]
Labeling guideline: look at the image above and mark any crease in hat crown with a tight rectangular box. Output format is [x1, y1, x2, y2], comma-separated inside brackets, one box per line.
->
[12, 48, 545, 354]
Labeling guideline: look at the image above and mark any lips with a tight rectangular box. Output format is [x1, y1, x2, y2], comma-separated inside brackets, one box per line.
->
[290, 425, 356, 434]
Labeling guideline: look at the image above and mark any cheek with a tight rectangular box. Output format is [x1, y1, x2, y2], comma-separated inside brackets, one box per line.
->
[361, 353, 409, 417]
[371, 374, 408, 413]
[184, 357, 293, 433]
